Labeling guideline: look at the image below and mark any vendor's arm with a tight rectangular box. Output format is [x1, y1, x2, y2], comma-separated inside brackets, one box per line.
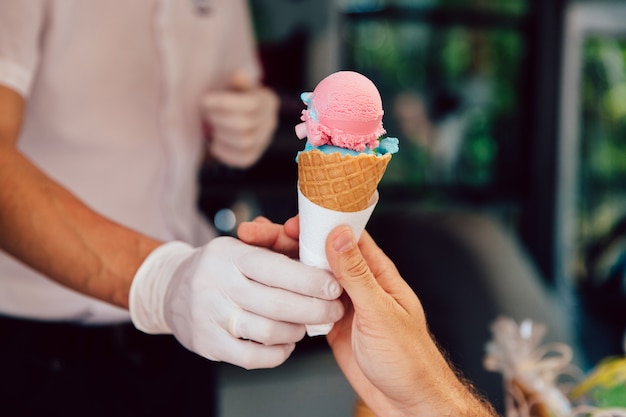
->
[0, 87, 342, 369]
[0, 84, 161, 308]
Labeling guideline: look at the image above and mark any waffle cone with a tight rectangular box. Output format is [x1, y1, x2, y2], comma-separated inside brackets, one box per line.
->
[298, 149, 390, 212]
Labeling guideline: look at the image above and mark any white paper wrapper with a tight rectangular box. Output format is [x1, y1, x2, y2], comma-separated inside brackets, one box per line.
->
[297, 185, 379, 336]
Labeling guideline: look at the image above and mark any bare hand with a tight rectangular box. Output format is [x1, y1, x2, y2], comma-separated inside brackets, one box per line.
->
[325, 226, 498, 417]
[201, 71, 279, 168]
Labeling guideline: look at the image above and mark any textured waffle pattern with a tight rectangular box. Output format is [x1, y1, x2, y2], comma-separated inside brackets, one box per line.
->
[298, 149, 390, 212]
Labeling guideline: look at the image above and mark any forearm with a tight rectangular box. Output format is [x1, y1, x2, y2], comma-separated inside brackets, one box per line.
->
[405, 339, 499, 417]
[420, 372, 498, 417]
[0, 145, 162, 308]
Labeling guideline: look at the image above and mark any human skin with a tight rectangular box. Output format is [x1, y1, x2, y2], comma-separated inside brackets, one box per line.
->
[0, 85, 161, 308]
[201, 70, 279, 168]
[0, 78, 277, 309]
[238, 216, 499, 417]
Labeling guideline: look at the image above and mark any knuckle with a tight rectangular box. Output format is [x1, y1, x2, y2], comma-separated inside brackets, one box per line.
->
[341, 253, 370, 279]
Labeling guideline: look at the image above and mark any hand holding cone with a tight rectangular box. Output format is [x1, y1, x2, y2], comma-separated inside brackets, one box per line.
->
[294, 71, 398, 336]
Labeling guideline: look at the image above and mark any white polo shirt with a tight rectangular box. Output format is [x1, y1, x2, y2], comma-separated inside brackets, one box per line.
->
[0, 0, 260, 323]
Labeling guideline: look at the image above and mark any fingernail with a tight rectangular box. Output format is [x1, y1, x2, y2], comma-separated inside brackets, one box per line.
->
[333, 228, 355, 253]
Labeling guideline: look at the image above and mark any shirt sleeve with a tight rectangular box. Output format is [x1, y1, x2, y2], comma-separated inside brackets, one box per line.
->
[0, 0, 47, 97]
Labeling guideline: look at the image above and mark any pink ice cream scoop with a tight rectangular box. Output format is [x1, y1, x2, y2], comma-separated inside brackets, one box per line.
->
[295, 71, 387, 152]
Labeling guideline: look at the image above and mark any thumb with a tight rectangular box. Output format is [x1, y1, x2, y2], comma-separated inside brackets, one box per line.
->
[325, 226, 384, 311]
[228, 69, 256, 92]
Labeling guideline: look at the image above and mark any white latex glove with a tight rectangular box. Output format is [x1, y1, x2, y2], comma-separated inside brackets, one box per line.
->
[201, 70, 279, 169]
[129, 237, 343, 369]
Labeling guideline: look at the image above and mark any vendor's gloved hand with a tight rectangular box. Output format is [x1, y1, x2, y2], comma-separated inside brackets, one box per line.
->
[129, 237, 343, 369]
[201, 70, 279, 169]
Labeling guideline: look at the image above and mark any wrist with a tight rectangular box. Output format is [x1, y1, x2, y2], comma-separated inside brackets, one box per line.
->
[396, 340, 498, 417]
[404, 371, 497, 417]
[129, 241, 195, 334]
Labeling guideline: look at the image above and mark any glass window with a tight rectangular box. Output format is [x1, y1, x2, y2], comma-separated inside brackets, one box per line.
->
[342, 8, 527, 214]
[557, 3, 626, 363]
[557, 3, 626, 289]
[576, 35, 626, 281]
[339, 0, 527, 15]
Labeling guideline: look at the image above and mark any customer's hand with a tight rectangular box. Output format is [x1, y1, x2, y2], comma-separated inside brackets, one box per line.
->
[128, 235, 343, 370]
[201, 70, 279, 168]
[325, 226, 498, 417]
[238, 217, 496, 416]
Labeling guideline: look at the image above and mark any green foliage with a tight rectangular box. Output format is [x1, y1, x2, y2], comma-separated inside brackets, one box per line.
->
[349, 18, 522, 188]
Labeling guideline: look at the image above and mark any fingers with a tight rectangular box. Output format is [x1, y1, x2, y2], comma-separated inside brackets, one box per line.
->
[204, 70, 257, 111]
[357, 230, 420, 312]
[227, 309, 306, 345]
[201, 85, 278, 168]
[202, 334, 297, 370]
[252, 216, 271, 223]
[325, 226, 391, 313]
[284, 215, 299, 240]
[237, 217, 299, 258]
[326, 227, 426, 327]
[233, 244, 342, 301]
[232, 280, 344, 325]
[208, 140, 261, 168]
[202, 86, 277, 119]
[237, 218, 282, 246]
[200, 70, 279, 169]
[226, 341, 296, 370]
[228, 69, 255, 92]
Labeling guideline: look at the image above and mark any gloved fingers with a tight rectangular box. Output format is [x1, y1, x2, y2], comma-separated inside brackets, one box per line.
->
[199, 297, 306, 345]
[234, 246, 342, 300]
[231, 279, 344, 325]
[167, 301, 299, 369]
[218, 340, 296, 370]
[190, 328, 296, 370]
[228, 310, 306, 345]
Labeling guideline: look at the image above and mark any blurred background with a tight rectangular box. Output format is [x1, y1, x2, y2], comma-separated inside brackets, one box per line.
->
[202, 0, 626, 415]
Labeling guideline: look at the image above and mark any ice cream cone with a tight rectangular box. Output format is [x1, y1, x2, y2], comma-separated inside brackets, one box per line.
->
[294, 71, 398, 337]
[298, 149, 391, 212]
